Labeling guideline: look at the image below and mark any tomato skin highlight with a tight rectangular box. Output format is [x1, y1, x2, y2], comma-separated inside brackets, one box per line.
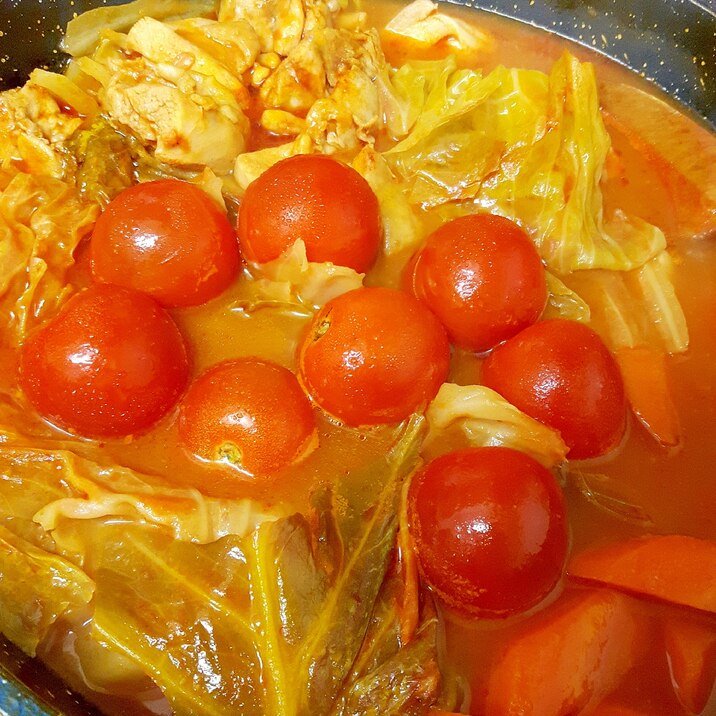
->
[19, 284, 189, 438]
[178, 358, 317, 477]
[481, 319, 627, 460]
[298, 287, 450, 426]
[406, 214, 547, 352]
[409, 446, 569, 618]
[238, 154, 381, 272]
[91, 179, 240, 307]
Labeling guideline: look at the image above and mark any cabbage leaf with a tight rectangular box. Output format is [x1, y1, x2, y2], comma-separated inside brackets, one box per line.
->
[235, 239, 364, 312]
[0, 170, 99, 346]
[353, 146, 422, 258]
[71, 119, 135, 207]
[63, 0, 219, 57]
[89, 419, 437, 715]
[383, 0, 492, 54]
[568, 250, 689, 354]
[543, 271, 591, 323]
[0, 446, 278, 549]
[425, 383, 568, 468]
[385, 52, 667, 275]
[0, 524, 94, 657]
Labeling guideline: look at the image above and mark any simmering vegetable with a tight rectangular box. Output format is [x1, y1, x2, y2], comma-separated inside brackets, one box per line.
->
[179, 357, 317, 476]
[238, 155, 382, 272]
[482, 319, 627, 459]
[0, 0, 714, 713]
[298, 287, 450, 426]
[404, 214, 547, 352]
[409, 446, 568, 617]
[19, 284, 189, 438]
[91, 178, 240, 307]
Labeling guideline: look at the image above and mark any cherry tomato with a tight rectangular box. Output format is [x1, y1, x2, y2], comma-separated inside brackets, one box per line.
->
[481, 319, 627, 459]
[178, 358, 317, 476]
[238, 155, 381, 272]
[404, 214, 547, 352]
[91, 179, 240, 307]
[19, 284, 189, 438]
[298, 287, 450, 426]
[409, 446, 569, 618]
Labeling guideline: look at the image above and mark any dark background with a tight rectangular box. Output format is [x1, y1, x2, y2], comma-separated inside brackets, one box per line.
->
[0, 0, 714, 125]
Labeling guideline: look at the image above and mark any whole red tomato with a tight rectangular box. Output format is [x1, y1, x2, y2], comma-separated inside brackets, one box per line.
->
[19, 284, 189, 438]
[179, 358, 317, 477]
[298, 287, 450, 426]
[409, 446, 569, 618]
[91, 179, 240, 307]
[238, 155, 381, 272]
[405, 214, 547, 352]
[482, 319, 626, 459]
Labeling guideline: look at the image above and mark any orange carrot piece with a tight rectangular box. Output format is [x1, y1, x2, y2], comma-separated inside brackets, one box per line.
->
[569, 535, 716, 615]
[664, 618, 716, 714]
[428, 711, 464, 716]
[591, 701, 655, 716]
[602, 111, 708, 227]
[485, 590, 642, 716]
[615, 346, 682, 449]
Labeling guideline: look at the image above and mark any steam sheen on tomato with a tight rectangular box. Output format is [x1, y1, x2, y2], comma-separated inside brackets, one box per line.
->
[179, 358, 317, 476]
[404, 214, 547, 352]
[91, 179, 240, 307]
[481, 319, 627, 459]
[409, 447, 569, 618]
[238, 155, 381, 272]
[298, 287, 450, 426]
[19, 285, 189, 438]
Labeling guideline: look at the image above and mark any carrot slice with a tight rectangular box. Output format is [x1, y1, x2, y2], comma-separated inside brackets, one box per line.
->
[664, 618, 716, 714]
[591, 703, 653, 716]
[569, 535, 716, 614]
[615, 346, 681, 449]
[485, 590, 643, 716]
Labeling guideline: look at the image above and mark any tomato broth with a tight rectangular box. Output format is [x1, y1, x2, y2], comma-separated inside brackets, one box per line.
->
[1, 1, 715, 715]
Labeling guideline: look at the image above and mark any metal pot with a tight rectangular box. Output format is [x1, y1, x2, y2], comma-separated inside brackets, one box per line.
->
[1, 0, 714, 124]
[0, 1, 714, 714]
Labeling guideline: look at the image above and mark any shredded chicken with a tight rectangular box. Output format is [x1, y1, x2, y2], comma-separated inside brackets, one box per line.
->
[0, 85, 82, 179]
[87, 16, 255, 173]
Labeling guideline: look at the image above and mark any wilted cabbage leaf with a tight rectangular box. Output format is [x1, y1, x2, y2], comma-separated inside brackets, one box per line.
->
[0, 524, 94, 657]
[331, 613, 439, 716]
[63, 0, 219, 57]
[235, 239, 364, 312]
[71, 119, 135, 206]
[543, 271, 591, 323]
[0, 170, 99, 345]
[29, 69, 99, 118]
[353, 146, 422, 258]
[384, 0, 491, 53]
[89, 419, 435, 716]
[0, 446, 277, 549]
[424, 383, 568, 468]
[569, 250, 688, 354]
[385, 52, 667, 275]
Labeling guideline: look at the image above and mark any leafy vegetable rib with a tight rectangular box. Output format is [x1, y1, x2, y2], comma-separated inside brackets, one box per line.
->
[250, 526, 290, 715]
[126, 533, 256, 642]
[82, 418, 432, 716]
